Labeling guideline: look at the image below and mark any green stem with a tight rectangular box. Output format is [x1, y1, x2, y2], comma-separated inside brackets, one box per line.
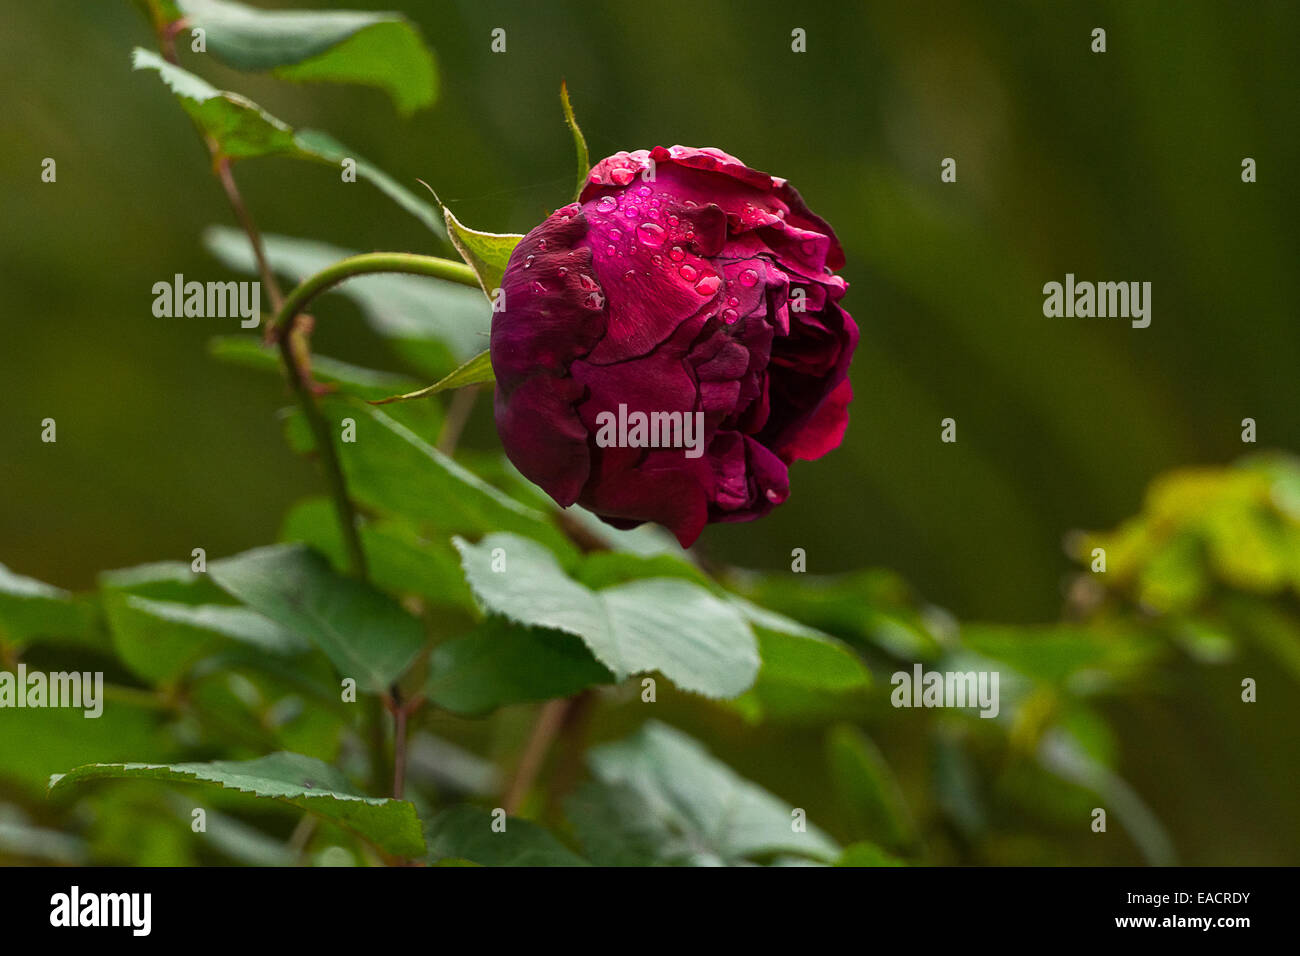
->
[269, 253, 479, 339]
[270, 253, 479, 579]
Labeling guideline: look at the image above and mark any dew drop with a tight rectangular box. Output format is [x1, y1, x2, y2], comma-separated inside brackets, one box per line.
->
[623, 270, 635, 281]
[611, 167, 635, 186]
[538, 239, 548, 250]
[694, 274, 720, 296]
[637, 185, 652, 196]
[722, 308, 739, 323]
[605, 244, 617, 256]
[669, 245, 685, 262]
[727, 296, 739, 307]
[578, 274, 598, 291]
[596, 196, 617, 213]
[531, 281, 546, 294]
[610, 228, 622, 240]
[667, 215, 679, 227]
[558, 267, 568, 277]
[679, 264, 698, 282]
[636, 222, 666, 246]
[739, 269, 759, 287]
[523, 255, 534, 269]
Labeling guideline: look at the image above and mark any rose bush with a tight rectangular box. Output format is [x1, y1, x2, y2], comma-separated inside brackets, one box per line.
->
[491, 145, 858, 546]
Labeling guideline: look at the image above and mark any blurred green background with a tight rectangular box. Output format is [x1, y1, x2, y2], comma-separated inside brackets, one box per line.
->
[2, 0, 1298, 864]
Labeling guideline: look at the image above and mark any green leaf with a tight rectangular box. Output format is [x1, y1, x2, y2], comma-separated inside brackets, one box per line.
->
[826, 725, 915, 850]
[134, 51, 444, 237]
[586, 721, 840, 864]
[1037, 728, 1175, 866]
[50, 752, 425, 858]
[133, 47, 298, 159]
[205, 228, 483, 361]
[560, 81, 590, 201]
[209, 334, 419, 401]
[426, 619, 613, 716]
[208, 544, 425, 693]
[734, 568, 945, 660]
[369, 349, 494, 406]
[960, 622, 1158, 685]
[443, 206, 523, 298]
[564, 782, 675, 866]
[0, 563, 99, 647]
[0, 700, 166, 797]
[98, 559, 231, 604]
[574, 551, 709, 590]
[286, 398, 574, 558]
[102, 592, 308, 685]
[171, 0, 436, 113]
[455, 533, 759, 698]
[424, 806, 588, 866]
[724, 598, 871, 723]
[280, 498, 471, 611]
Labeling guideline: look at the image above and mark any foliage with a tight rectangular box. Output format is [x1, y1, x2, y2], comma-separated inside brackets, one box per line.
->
[1, 0, 1295, 867]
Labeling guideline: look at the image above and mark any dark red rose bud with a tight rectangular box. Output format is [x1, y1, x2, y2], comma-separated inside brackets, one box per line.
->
[490, 145, 857, 547]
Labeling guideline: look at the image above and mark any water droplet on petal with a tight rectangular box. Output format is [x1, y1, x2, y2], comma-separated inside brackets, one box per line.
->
[652, 255, 662, 265]
[610, 228, 622, 240]
[558, 267, 568, 277]
[579, 274, 598, 292]
[727, 296, 739, 307]
[637, 185, 652, 196]
[667, 215, 679, 227]
[531, 281, 546, 293]
[669, 245, 684, 262]
[605, 244, 617, 256]
[739, 269, 759, 287]
[523, 255, 534, 269]
[679, 264, 698, 282]
[636, 222, 666, 246]
[538, 239, 548, 250]
[611, 167, 635, 186]
[623, 270, 635, 281]
[694, 274, 720, 296]
[722, 308, 739, 323]
[596, 196, 617, 213]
